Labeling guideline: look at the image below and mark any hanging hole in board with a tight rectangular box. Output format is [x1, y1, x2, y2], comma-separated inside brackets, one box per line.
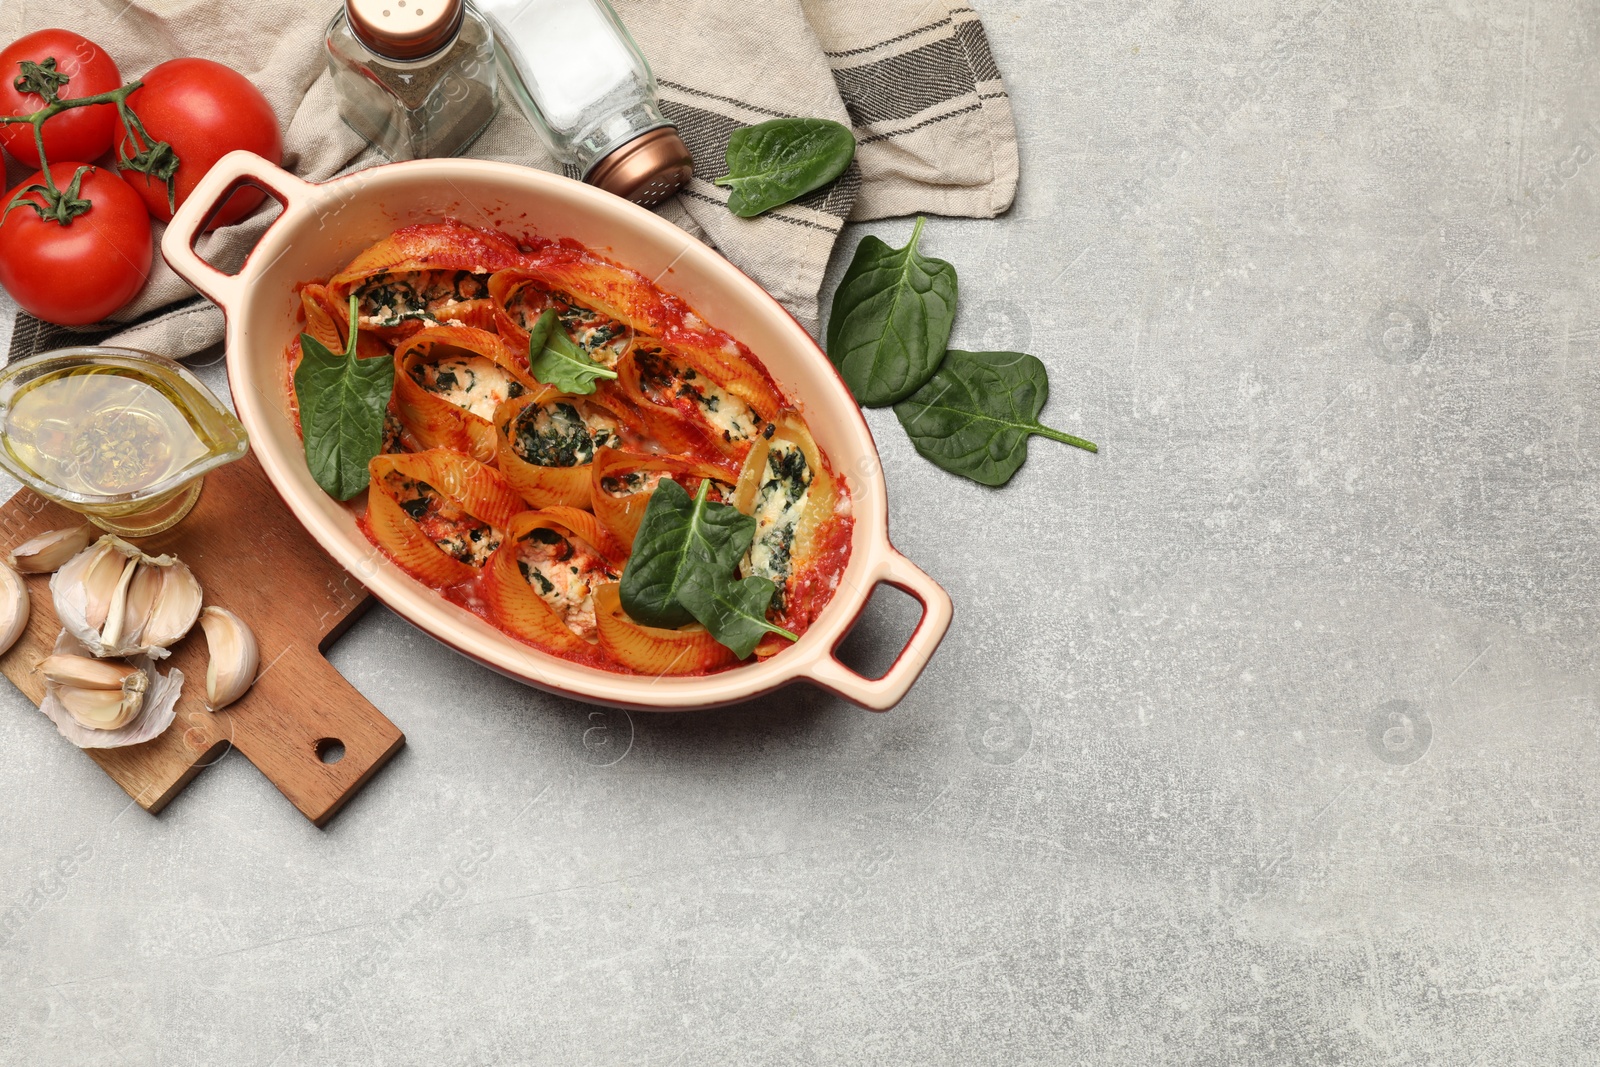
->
[315, 738, 346, 764]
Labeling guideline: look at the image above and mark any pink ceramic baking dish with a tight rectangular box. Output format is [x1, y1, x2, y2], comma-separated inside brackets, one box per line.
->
[161, 151, 951, 711]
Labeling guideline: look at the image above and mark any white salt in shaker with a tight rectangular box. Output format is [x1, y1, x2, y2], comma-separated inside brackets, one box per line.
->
[476, 0, 693, 206]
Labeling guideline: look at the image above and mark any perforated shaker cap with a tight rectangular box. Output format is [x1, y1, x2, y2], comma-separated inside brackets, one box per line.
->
[346, 0, 464, 60]
[585, 128, 694, 208]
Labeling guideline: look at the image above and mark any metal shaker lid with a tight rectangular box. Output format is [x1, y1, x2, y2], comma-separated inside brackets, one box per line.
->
[585, 128, 694, 208]
[346, 0, 464, 60]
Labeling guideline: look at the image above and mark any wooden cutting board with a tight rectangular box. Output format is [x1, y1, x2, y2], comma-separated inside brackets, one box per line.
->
[0, 453, 404, 826]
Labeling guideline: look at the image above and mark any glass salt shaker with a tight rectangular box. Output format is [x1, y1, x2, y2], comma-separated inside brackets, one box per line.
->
[476, 0, 693, 206]
[326, 0, 500, 161]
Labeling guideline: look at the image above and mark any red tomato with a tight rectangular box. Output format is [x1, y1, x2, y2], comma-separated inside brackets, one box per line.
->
[0, 30, 121, 169]
[0, 163, 151, 325]
[120, 58, 281, 229]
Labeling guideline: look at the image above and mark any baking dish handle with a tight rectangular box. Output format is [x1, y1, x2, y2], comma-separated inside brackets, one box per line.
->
[161, 150, 314, 311]
[804, 549, 953, 711]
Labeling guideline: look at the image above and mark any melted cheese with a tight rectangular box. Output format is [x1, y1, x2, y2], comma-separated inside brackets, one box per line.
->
[386, 474, 501, 567]
[517, 531, 609, 640]
[635, 348, 763, 444]
[512, 402, 619, 467]
[411, 356, 522, 419]
[742, 442, 811, 602]
[358, 270, 487, 329]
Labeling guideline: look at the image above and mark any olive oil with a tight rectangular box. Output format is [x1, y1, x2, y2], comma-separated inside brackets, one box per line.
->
[4, 367, 211, 496]
[0, 349, 248, 536]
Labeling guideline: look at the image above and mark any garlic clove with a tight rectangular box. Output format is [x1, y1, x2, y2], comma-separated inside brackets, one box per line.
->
[34, 631, 182, 749]
[142, 564, 202, 650]
[37, 654, 141, 691]
[200, 606, 259, 710]
[77, 542, 125, 631]
[55, 682, 144, 731]
[9, 524, 94, 574]
[97, 557, 140, 650]
[118, 563, 164, 651]
[0, 564, 28, 657]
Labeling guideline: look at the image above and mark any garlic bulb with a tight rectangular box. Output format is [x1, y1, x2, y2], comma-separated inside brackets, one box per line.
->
[9, 524, 94, 573]
[51, 536, 202, 659]
[0, 563, 28, 657]
[199, 606, 259, 710]
[35, 632, 181, 749]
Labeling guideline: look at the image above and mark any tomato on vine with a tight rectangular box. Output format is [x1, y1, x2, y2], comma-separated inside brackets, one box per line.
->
[0, 30, 120, 168]
[121, 58, 282, 228]
[0, 162, 151, 325]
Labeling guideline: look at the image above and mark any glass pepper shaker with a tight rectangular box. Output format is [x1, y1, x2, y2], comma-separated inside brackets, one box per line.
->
[326, 0, 500, 161]
[475, 0, 693, 206]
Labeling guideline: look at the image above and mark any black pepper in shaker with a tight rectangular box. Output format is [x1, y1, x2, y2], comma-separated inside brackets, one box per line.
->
[326, 0, 500, 161]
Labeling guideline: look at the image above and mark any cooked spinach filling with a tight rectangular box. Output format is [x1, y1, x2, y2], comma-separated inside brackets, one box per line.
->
[600, 470, 654, 496]
[517, 559, 557, 595]
[510, 402, 615, 467]
[358, 270, 485, 328]
[390, 476, 500, 566]
[743, 444, 812, 608]
[634, 347, 763, 442]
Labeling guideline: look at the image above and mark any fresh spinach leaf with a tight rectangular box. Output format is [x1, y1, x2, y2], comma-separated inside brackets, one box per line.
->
[679, 573, 797, 659]
[893, 350, 1097, 487]
[525, 307, 558, 359]
[294, 295, 395, 500]
[826, 217, 957, 406]
[620, 479, 754, 628]
[713, 117, 856, 218]
[529, 323, 619, 396]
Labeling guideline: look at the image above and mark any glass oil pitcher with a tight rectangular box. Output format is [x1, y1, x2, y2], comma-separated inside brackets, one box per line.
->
[0, 349, 249, 536]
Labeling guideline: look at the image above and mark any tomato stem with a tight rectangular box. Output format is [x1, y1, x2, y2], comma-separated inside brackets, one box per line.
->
[0, 56, 181, 225]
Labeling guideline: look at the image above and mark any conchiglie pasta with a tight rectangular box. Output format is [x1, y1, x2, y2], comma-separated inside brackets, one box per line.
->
[493, 390, 647, 510]
[734, 416, 844, 619]
[593, 583, 738, 676]
[393, 326, 536, 462]
[366, 450, 527, 587]
[590, 448, 737, 549]
[483, 510, 625, 661]
[329, 221, 526, 342]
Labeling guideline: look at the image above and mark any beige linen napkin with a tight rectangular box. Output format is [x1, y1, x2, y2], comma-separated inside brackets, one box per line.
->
[0, 0, 1017, 361]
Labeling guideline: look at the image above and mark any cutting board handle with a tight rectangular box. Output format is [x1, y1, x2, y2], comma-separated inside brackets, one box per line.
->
[239, 643, 404, 826]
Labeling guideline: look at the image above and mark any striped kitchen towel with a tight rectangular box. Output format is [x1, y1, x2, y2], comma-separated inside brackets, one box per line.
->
[0, 0, 1017, 361]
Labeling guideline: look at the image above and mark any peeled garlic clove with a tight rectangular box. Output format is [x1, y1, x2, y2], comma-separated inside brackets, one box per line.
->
[35, 631, 182, 749]
[54, 680, 145, 731]
[200, 606, 258, 710]
[0, 564, 28, 657]
[51, 536, 202, 658]
[9, 524, 94, 573]
[37, 654, 140, 690]
[141, 565, 203, 650]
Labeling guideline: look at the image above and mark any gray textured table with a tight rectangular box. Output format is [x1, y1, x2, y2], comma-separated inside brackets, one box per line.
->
[5, 0, 1599, 1061]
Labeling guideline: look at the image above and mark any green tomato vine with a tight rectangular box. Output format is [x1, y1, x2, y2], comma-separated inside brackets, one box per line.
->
[0, 57, 181, 225]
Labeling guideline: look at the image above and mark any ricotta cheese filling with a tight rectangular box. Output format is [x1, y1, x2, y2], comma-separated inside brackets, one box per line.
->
[385, 474, 501, 568]
[508, 286, 632, 367]
[742, 442, 811, 606]
[410, 355, 525, 419]
[597, 470, 733, 503]
[515, 528, 611, 640]
[633, 348, 764, 444]
[510, 401, 619, 467]
[357, 270, 487, 329]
